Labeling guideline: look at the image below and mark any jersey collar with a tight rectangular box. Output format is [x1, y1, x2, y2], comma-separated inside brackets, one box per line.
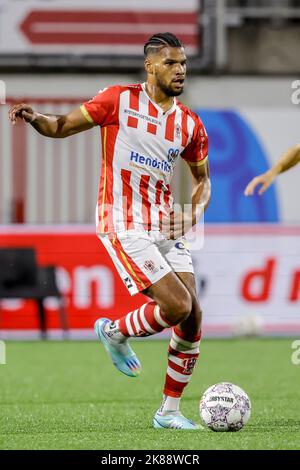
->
[141, 82, 177, 116]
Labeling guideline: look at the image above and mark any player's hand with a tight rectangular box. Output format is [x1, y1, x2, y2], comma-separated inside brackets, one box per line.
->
[161, 210, 191, 240]
[8, 103, 37, 125]
[161, 205, 205, 240]
[161, 179, 210, 239]
[244, 170, 277, 196]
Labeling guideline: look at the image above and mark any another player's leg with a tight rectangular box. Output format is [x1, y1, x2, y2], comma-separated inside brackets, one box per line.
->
[154, 273, 203, 429]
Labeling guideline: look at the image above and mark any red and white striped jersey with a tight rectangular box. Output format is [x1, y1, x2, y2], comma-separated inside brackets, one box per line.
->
[81, 83, 208, 234]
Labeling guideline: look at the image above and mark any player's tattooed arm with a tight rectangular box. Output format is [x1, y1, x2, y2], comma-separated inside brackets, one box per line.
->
[244, 144, 300, 196]
[8, 104, 95, 138]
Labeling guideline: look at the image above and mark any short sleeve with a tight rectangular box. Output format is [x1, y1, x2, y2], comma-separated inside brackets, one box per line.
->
[80, 86, 120, 127]
[181, 116, 208, 166]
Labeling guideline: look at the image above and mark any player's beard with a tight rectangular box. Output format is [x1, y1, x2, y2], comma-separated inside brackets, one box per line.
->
[156, 76, 184, 97]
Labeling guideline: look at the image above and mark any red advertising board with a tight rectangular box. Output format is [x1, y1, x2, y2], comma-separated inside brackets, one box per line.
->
[0, 226, 146, 330]
[1, 225, 300, 337]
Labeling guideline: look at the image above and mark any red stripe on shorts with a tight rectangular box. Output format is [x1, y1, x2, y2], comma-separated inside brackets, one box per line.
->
[109, 234, 151, 291]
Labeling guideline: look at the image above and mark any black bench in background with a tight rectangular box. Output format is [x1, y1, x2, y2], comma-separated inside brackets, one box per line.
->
[0, 248, 68, 339]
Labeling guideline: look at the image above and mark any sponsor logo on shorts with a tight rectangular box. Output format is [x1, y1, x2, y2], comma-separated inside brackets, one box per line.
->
[123, 277, 133, 289]
[175, 241, 191, 254]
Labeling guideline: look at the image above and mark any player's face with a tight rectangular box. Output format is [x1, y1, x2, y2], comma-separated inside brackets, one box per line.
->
[152, 47, 187, 97]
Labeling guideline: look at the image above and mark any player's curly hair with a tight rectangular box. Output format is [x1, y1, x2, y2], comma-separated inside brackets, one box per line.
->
[144, 32, 183, 56]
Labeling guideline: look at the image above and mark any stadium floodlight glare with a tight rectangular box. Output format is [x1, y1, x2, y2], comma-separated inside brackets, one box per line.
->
[0, 80, 6, 104]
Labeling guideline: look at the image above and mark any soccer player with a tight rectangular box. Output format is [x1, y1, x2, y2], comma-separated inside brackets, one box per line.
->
[8, 32, 211, 430]
[244, 144, 300, 196]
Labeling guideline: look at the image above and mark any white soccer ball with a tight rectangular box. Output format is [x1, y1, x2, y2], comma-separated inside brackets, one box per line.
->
[199, 382, 251, 432]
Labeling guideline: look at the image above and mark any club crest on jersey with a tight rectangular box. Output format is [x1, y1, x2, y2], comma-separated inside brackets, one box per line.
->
[175, 123, 181, 139]
[167, 148, 180, 164]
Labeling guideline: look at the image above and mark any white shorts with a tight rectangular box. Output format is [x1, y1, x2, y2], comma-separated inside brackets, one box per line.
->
[98, 230, 194, 296]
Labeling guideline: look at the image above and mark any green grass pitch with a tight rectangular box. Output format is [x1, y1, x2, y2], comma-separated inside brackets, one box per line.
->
[0, 338, 299, 450]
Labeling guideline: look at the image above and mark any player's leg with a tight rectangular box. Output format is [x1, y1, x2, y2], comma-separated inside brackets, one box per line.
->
[112, 270, 193, 338]
[95, 270, 192, 376]
[142, 274, 202, 430]
[159, 272, 202, 414]
[95, 232, 192, 377]
[150, 237, 203, 429]
[95, 232, 202, 429]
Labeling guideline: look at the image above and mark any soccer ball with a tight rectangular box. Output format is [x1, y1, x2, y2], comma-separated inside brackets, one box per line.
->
[199, 382, 251, 432]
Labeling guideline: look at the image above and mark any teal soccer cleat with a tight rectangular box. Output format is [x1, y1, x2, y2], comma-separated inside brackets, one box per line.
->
[94, 318, 142, 378]
[153, 410, 204, 430]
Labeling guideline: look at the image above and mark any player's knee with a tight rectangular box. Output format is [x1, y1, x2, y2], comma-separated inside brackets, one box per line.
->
[191, 304, 203, 332]
[164, 291, 192, 324]
[177, 294, 192, 322]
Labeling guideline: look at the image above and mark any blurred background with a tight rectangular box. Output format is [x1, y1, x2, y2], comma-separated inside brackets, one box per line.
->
[0, 0, 299, 339]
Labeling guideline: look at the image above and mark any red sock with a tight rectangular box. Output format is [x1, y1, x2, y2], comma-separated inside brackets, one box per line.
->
[163, 326, 201, 398]
[117, 301, 173, 337]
